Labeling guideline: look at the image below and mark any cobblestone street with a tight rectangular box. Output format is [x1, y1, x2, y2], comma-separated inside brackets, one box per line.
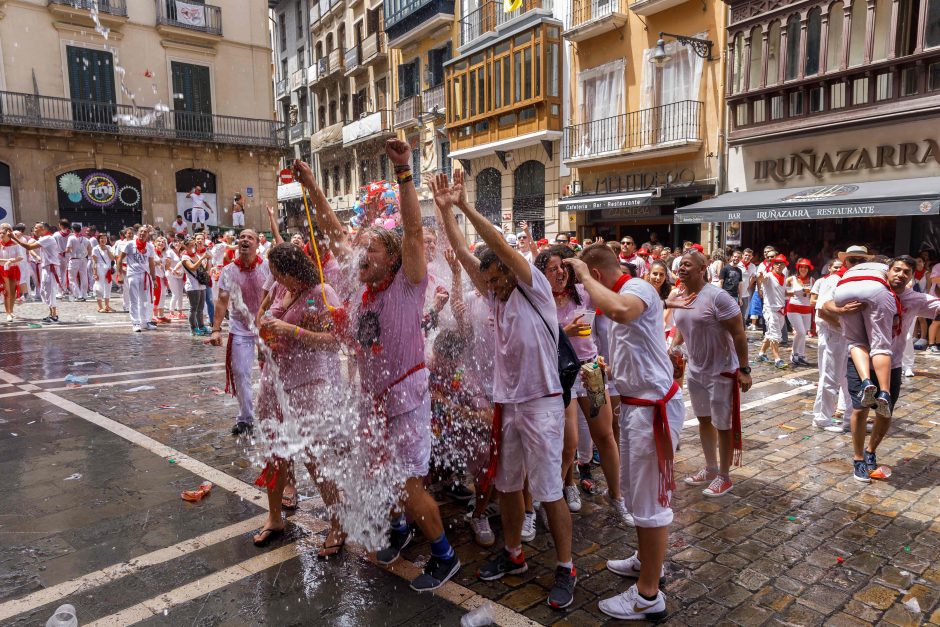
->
[1, 301, 939, 626]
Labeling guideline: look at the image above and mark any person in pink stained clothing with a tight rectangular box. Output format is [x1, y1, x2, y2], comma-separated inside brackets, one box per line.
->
[294, 138, 460, 593]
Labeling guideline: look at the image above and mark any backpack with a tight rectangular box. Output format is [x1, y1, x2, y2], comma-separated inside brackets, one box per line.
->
[518, 287, 581, 407]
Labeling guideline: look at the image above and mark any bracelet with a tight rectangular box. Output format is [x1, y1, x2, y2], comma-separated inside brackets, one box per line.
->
[393, 164, 411, 174]
[293, 325, 302, 338]
[211, 328, 220, 333]
[397, 174, 414, 185]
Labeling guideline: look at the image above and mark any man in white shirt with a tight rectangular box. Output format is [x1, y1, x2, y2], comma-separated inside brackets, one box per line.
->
[171, 215, 189, 238]
[65, 224, 89, 302]
[431, 171, 576, 611]
[566, 245, 684, 621]
[13, 223, 34, 301]
[672, 251, 752, 497]
[11, 223, 62, 322]
[187, 186, 213, 226]
[736, 248, 759, 324]
[619, 236, 648, 277]
[811, 258, 853, 431]
[756, 254, 789, 368]
[116, 226, 157, 332]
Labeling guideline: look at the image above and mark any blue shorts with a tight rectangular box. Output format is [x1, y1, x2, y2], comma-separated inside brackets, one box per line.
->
[748, 291, 763, 317]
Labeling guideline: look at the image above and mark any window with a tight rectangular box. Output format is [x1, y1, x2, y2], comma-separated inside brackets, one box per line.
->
[853, 76, 869, 104]
[770, 94, 784, 118]
[876, 72, 892, 99]
[278, 14, 286, 52]
[872, 0, 892, 60]
[574, 59, 624, 157]
[548, 43, 559, 97]
[735, 102, 748, 126]
[927, 0, 940, 47]
[411, 140, 420, 176]
[789, 91, 803, 115]
[827, 4, 844, 71]
[901, 67, 919, 95]
[831, 82, 846, 108]
[398, 59, 420, 99]
[172, 61, 213, 136]
[849, 0, 867, 66]
[440, 140, 451, 175]
[896, 0, 921, 56]
[929, 62, 940, 90]
[805, 9, 822, 76]
[809, 86, 824, 111]
[296, 2, 304, 39]
[767, 22, 781, 85]
[297, 47, 305, 71]
[732, 32, 745, 93]
[475, 168, 502, 224]
[333, 165, 340, 195]
[748, 27, 762, 90]
[753, 99, 766, 123]
[513, 161, 545, 239]
[67, 46, 116, 128]
[428, 44, 451, 87]
[352, 89, 366, 118]
[322, 168, 330, 195]
[281, 58, 288, 81]
[785, 16, 800, 80]
[344, 162, 352, 195]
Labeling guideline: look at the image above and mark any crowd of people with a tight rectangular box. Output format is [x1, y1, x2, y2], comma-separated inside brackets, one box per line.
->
[2, 138, 938, 620]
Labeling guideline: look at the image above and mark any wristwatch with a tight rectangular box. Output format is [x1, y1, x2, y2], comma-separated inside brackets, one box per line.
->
[739, 366, 752, 375]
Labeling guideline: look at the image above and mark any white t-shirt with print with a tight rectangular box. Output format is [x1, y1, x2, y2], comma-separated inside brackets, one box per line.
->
[121, 240, 154, 276]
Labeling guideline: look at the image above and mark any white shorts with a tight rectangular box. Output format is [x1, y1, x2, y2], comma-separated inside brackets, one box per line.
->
[387, 395, 432, 479]
[232, 212, 245, 227]
[494, 394, 565, 502]
[619, 393, 683, 528]
[763, 305, 785, 343]
[686, 372, 735, 430]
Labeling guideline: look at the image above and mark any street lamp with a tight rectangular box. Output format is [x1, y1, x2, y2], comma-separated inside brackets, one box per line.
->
[650, 32, 716, 67]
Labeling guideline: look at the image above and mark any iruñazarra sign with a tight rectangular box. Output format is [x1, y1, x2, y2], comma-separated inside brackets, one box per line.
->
[753, 140, 940, 182]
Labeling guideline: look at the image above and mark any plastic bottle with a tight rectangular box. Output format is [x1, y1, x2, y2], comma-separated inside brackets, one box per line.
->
[460, 601, 494, 627]
[259, 310, 275, 343]
[45, 604, 77, 627]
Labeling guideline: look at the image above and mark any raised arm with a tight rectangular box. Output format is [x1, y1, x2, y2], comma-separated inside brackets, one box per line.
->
[564, 258, 648, 324]
[429, 170, 487, 296]
[10, 232, 40, 251]
[519, 220, 538, 257]
[265, 204, 284, 244]
[385, 138, 426, 284]
[293, 160, 351, 261]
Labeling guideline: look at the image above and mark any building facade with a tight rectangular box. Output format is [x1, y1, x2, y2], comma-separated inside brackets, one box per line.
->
[0, 0, 285, 233]
[676, 0, 940, 256]
[558, 0, 726, 247]
[272, 0, 313, 164]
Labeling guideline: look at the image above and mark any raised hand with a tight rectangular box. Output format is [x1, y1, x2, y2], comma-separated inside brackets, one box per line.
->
[444, 248, 461, 273]
[385, 138, 411, 166]
[429, 172, 462, 213]
[292, 160, 317, 192]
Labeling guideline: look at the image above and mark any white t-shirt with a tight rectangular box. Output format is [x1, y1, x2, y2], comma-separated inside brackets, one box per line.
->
[122, 240, 154, 276]
[181, 254, 205, 291]
[66, 234, 84, 260]
[814, 273, 840, 311]
[92, 246, 111, 271]
[217, 259, 271, 336]
[622, 254, 648, 277]
[166, 249, 183, 279]
[608, 278, 674, 400]
[37, 235, 61, 267]
[760, 271, 787, 310]
[489, 263, 562, 404]
[53, 230, 70, 256]
[212, 243, 231, 267]
[673, 284, 740, 377]
[737, 262, 759, 297]
[112, 239, 126, 260]
[172, 220, 188, 235]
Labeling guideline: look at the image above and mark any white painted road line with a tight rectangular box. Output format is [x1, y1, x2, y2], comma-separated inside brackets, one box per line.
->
[0, 368, 25, 384]
[31, 361, 225, 384]
[682, 383, 817, 428]
[43, 368, 227, 392]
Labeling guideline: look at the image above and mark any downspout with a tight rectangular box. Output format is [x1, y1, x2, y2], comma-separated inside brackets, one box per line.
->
[714, 2, 730, 251]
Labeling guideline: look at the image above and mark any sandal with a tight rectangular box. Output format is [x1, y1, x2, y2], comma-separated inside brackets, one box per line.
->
[252, 525, 286, 547]
[97, 308, 105, 313]
[317, 531, 347, 559]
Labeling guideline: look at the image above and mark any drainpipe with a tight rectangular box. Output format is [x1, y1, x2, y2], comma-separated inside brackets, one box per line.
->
[713, 2, 730, 251]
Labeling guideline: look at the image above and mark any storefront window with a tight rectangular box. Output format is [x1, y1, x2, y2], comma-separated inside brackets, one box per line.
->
[805, 8, 822, 76]
[748, 27, 763, 90]
[785, 15, 800, 80]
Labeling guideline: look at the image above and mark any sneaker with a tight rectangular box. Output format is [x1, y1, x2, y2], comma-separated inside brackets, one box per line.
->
[774, 359, 788, 369]
[790, 355, 800, 367]
[747, 324, 759, 331]
[797, 356, 811, 366]
[470, 516, 496, 548]
[599, 584, 667, 621]
[5, 314, 12, 322]
[607, 551, 665, 579]
[874, 391, 892, 418]
[928, 345, 940, 353]
[478, 548, 528, 581]
[903, 368, 915, 377]
[863, 450, 877, 473]
[684, 468, 717, 486]
[146, 322, 158, 330]
[913, 338, 927, 350]
[756, 353, 771, 363]
[50, 316, 59, 322]
[812, 416, 833, 430]
[578, 464, 595, 494]
[825, 424, 850, 434]
[521, 511, 537, 543]
[375, 526, 414, 566]
[853, 460, 871, 483]
[231, 422, 253, 436]
[608, 495, 636, 527]
[564, 484, 582, 513]
[410, 554, 460, 592]
[132, 325, 142, 333]
[702, 475, 733, 497]
[857, 379, 878, 408]
[547, 565, 577, 609]
[41, 316, 55, 323]
[442, 482, 475, 503]
[592, 448, 601, 466]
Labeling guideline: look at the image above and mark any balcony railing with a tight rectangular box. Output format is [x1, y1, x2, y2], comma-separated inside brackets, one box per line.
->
[345, 46, 362, 73]
[385, 0, 455, 39]
[155, 0, 222, 36]
[49, 0, 128, 17]
[289, 121, 308, 143]
[394, 95, 422, 128]
[569, 0, 627, 29]
[460, 0, 553, 45]
[342, 110, 394, 145]
[0, 90, 287, 148]
[422, 84, 445, 114]
[563, 100, 702, 161]
[275, 78, 289, 99]
[361, 31, 386, 62]
[291, 68, 306, 90]
[310, 2, 320, 23]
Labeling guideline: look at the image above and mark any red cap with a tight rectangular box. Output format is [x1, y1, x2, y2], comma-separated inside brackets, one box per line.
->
[772, 254, 788, 264]
[537, 238, 549, 246]
[796, 258, 814, 270]
[691, 243, 704, 252]
[637, 247, 650, 257]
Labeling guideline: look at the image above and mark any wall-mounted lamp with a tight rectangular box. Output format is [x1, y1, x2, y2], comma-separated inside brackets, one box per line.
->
[650, 32, 716, 67]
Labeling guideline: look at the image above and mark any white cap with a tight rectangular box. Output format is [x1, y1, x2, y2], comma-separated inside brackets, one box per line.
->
[506, 234, 518, 246]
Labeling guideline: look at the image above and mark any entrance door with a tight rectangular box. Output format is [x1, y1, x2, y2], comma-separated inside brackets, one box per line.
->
[172, 62, 213, 139]
[512, 161, 545, 238]
[67, 46, 117, 131]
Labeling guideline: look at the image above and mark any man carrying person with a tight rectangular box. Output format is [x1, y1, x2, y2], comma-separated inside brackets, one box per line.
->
[296, 138, 460, 593]
[672, 251, 752, 497]
[565, 244, 685, 621]
[11, 223, 62, 322]
[811, 255, 852, 431]
[209, 229, 270, 436]
[115, 226, 157, 332]
[430, 170, 576, 610]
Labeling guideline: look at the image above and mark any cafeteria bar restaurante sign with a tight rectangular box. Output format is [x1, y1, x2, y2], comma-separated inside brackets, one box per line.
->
[753, 139, 940, 183]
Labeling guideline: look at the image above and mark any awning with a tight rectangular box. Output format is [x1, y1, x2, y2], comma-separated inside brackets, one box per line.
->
[674, 177, 940, 224]
[558, 191, 653, 212]
[277, 182, 303, 202]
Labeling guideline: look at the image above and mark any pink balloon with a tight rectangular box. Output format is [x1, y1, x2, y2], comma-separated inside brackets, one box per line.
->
[383, 218, 397, 229]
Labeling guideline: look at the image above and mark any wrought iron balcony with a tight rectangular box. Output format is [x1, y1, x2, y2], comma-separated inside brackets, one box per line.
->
[0, 90, 287, 149]
[49, 0, 127, 17]
[342, 110, 394, 146]
[384, 0, 455, 47]
[275, 78, 289, 100]
[155, 0, 222, 37]
[289, 121, 308, 143]
[291, 68, 307, 91]
[422, 84, 445, 115]
[564, 0, 629, 41]
[563, 100, 703, 164]
[460, 0, 553, 46]
[394, 95, 422, 129]
[345, 46, 362, 75]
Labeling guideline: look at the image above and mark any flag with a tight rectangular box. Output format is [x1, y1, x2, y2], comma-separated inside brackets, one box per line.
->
[175, 0, 207, 27]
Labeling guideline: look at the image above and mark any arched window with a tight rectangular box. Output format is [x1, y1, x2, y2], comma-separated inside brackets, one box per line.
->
[732, 32, 745, 93]
[805, 8, 823, 76]
[785, 15, 801, 80]
[767, 21, 781, 85]
[926, 0, 940, 48]
[512, 161, 545, 238]
[749, 26, 763, 89]
[475, 168, 502, 225]
[872, 0, 892, 60]
[849, 0, 867, 66]
[827, 2, 844, 70]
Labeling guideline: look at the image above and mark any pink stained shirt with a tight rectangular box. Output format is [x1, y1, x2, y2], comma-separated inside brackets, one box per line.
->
[608, 278, 674, 400]
[265, 282, 342, 390]
[218, 259, 271, 337]
[672, 283, 741, 377]
[354, 270, 430, 417]
[555, 284, 597, 362]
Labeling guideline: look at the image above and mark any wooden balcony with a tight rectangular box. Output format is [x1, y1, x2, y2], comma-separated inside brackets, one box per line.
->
[460, 0, 553, 46]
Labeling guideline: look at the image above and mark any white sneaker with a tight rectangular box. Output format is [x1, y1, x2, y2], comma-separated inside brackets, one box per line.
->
[132, 325, 142, 332]
[521, 511, 537, 543]
[146, 322, 158, 330]
[5, 314, 12, 322]
[470, 515, 495, 547]
[599, 584, 668, 621]
[812, 416, 832, 430]
[903, 368, 915, 377]
[564, 485, 582, 513]
[608, 495, 636, 527]
[607, 551, 666, 578]
[825, 424, 850, 433]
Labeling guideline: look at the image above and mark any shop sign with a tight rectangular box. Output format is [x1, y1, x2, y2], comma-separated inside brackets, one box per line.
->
[676, 199, 939, 224]
[561, 193, 653, 212]
[753, 140, 940, 183]
[581, 167, 696, 195]
[599, 205, 660, 219]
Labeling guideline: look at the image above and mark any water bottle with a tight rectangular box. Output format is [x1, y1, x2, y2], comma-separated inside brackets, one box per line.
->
[45, 604, 77, 627]
[460, 601, 494, 627]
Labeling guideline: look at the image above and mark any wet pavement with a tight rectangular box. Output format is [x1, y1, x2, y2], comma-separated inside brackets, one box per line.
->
[1, 300, 939, 626]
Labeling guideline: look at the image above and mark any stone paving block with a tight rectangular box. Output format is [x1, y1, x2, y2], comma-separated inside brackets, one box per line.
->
[734, 568, 771, 591]
[725, 602, 773, 626]
[853, 583, 900, 610]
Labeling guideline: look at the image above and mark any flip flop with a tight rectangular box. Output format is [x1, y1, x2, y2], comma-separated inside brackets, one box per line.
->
[253, 526, 286, 547]
[317, 533, 347, 559]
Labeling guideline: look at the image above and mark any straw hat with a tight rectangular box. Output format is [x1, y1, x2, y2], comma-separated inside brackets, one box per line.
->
[837, 245, 873, 261]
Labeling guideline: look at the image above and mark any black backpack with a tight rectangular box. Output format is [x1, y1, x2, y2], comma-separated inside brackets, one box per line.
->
[519, 288, 581, 407]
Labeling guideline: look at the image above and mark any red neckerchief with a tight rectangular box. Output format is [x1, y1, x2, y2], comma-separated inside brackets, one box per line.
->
[762, 260, 773, 272]
[223, 248, 236, 266]
[135, 238, 147, 254]
[58, 230, 70, 239]
[233, 255, 262, 272]
[914, 269, 926, 280]
[154, 249, 163, 259]
[741, 261, 751, 270]
[771, 272, 785, 285]
[796, 275, 811, 286]
[1, 239, 15, 247]
[362, 272, 395, 306]
[835, 266, 848, 278]
[596, 273, 632, 315]
[196, 246, 207, 255]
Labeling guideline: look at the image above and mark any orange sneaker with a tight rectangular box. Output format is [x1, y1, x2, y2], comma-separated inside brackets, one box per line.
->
[684, 468, 718, 486]
[703, 475, 733, 497]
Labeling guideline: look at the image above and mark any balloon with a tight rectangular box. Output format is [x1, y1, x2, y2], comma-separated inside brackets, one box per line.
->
[383, 218, 397, 230]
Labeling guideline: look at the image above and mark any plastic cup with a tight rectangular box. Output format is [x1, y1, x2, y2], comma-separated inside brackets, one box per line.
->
[575, 310, 595, 336]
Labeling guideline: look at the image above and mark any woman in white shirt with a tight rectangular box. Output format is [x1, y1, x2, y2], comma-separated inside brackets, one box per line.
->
[177, 237, 210, 335]
[166, 240, 186, 320]
[91, 233, 114, 312]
